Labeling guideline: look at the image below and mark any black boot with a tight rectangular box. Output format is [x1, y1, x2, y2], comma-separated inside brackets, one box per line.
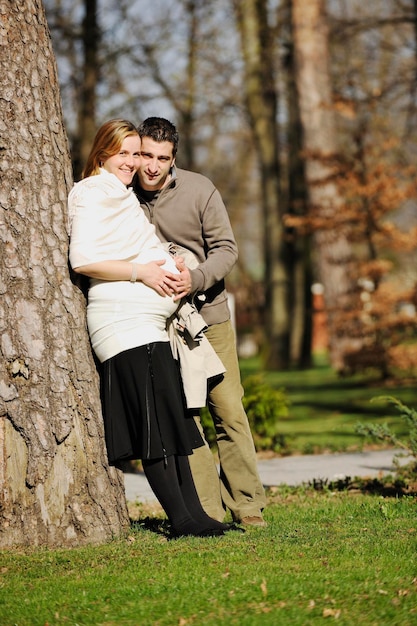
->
[175, 455, 234, 532]
[142, 455, 226, 537]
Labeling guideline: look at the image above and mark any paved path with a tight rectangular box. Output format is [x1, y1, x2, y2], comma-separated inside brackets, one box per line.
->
[124, 449, 411, 503]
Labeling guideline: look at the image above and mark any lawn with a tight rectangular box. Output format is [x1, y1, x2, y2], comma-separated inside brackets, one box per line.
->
[0, 492, 416, 625]
[240, 356, 415, 454]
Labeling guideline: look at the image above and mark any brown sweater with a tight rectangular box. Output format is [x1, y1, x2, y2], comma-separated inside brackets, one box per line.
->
[134, 166, 238, 326]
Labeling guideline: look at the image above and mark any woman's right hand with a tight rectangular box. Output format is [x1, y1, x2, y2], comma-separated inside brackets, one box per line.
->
[138, 260, 179, 296]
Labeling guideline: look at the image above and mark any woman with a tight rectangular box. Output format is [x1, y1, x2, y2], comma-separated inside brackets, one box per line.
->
[68, 119, 229, 537]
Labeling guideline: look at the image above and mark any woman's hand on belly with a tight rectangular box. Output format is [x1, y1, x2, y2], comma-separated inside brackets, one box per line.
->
[138, 260, 181, 297]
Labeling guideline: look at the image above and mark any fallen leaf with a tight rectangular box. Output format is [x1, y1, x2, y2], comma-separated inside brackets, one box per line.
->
[398, 589, 409, 597]
[323, 607, 341, 618]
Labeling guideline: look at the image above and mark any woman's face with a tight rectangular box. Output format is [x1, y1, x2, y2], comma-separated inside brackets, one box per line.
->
[102, 135, 141, 186]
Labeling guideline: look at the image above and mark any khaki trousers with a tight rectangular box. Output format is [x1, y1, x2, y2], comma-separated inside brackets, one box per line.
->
[189, 320, 266, 521]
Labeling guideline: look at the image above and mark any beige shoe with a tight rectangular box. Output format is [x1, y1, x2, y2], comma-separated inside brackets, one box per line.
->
[240, 516, 268, 528]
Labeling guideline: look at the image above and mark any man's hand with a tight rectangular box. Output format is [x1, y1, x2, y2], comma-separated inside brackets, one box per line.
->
[171, 267, 192, 301]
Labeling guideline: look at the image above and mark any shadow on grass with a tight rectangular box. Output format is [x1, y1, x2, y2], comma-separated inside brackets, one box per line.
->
[291, 400, 400, 418]
[307, 474, 417, 497]
[283, 401, 393, 419]
[282, 378, 381, 394]
[130, 517, 172, 538]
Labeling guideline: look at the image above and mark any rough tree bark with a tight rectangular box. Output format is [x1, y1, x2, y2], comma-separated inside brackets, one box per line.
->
[292, 0, 356, 371]
[0, 0, 129, 548]
[233, 0, 292, 369]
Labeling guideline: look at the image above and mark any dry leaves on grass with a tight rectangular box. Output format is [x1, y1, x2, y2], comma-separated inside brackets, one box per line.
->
[323, 607, 341, 618]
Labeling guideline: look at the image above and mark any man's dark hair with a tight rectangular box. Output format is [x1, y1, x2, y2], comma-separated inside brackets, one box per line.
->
[137, 117, 179, 157]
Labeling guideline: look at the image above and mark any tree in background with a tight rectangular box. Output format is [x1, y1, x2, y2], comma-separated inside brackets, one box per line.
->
[45, 0, 100, 179]
[325, 0, 417, 376]
[335, 132, 417, 377]
[289, 0, 417, 375]
[113, 0, 208, 170]
[291, 0, 358, 372]
[280, 0, 313, 367]
[233, 0, 292, 369]
[74, 0, 100, 178]
[0, 0, 129, 548]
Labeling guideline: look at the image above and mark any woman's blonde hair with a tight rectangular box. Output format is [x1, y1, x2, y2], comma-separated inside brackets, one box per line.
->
[82, 119, 139, 179]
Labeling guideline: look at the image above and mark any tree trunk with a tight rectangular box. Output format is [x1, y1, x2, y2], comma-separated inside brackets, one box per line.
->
[72, 0, 100, 180]
[233, 0, 291, 369]
[283, 0, 313, 367]
[176, 0, 198, 170]
[291, 0, 356, 371]
[0, 0, 129, 548]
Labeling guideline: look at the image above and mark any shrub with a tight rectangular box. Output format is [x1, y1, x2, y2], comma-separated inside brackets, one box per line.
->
[200, 374, 289, 453]
[355, 396, 417, 470]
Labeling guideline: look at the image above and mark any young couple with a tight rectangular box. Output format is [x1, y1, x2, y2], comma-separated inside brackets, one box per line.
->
[68, 117, 266, 538]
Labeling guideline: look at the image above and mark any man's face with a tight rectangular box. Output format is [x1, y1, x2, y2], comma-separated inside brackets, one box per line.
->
[138, 137, 175, 191]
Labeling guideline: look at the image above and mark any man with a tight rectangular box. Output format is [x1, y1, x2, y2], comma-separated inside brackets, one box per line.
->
[134, 117, 266, 527]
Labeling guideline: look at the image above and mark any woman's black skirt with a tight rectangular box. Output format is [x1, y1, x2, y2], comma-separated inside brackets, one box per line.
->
[100, 342, 203, 465]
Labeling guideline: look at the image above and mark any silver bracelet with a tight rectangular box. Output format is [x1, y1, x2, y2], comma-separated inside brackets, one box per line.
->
[130, 263, 138, 283]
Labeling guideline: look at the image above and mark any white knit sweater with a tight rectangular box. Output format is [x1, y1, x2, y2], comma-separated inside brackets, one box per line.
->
[68, 169, 178, 362]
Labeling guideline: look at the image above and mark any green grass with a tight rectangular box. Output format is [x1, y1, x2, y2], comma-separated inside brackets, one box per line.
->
[1, 492, 416, 625]
[240, 356, 415, 454]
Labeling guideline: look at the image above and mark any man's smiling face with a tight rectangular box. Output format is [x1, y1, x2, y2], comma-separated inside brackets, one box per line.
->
[138, 137, 176, 191]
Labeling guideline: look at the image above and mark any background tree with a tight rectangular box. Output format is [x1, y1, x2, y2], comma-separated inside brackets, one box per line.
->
[74, 0, 100, 178]
[280, 0, 313, 367]
[45, 0, 100, 179]
[233, 0, 292, 369]
[288, 0, 417, 375]
[0, 0, 129, 548]
[327, 0, 417, 375]
[291, 0, 358, 371]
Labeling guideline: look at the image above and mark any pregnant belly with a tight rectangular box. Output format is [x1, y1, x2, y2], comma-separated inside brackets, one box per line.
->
[136, 247, 179, 275]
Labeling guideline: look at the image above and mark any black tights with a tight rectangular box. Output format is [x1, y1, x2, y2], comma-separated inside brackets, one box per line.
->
[142, 454, 229, 536]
